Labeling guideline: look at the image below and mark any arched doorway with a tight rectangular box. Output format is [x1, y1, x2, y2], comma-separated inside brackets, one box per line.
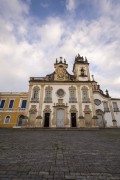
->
[56, 108, 64, 127]
[97, 114, 104, 127]
[18, 115, 24, 126]
[96, 110, 104, 128]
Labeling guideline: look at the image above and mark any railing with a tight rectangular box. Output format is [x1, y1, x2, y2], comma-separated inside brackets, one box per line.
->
[82, 98, 90, 103]
[104, 108, 110, 112]
[30, 77, 45, 81]
[44, 98, 52, 103]
[69, 98, 77, 103]
[31, 98, 39, 103]
[113, 108, 119, 112]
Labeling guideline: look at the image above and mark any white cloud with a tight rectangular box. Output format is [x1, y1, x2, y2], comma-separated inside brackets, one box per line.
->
[0, 0, 120, 98]
[66, 0, 77, 11]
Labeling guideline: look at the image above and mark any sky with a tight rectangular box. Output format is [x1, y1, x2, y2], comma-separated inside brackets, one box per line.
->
[0, 0, 120, 98]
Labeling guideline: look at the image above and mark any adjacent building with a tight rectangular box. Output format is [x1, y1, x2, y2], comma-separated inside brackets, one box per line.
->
[0, 54, 120, 128]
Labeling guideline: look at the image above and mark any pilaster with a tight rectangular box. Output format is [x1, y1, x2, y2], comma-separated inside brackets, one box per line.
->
[108, 100, 117, 127]
[77, 85, 85, 127]
[25, 85, 32, 117]
[89, 85, 98, 127]
[38, 84, 44, 117]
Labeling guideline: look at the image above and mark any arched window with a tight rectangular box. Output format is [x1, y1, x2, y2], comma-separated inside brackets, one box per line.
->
[18, 115, 24, 126]
[31, 86, 40, 102]
[33, 90, 39, 99]
[4, 116, 10, 124]
[44, 86, 53, 103]
[103, 101, 109, 112]
[69, 86, 77, 103]
[81, 86, 90, 103]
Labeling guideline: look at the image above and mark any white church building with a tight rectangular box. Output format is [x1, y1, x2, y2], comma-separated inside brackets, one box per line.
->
[23, 54, 120, 128]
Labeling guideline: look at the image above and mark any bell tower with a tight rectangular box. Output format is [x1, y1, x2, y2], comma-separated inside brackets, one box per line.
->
[73, 54, 90, 81]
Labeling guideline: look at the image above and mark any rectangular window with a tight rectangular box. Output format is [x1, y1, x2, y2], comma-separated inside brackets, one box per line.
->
[21, 100, 27, 108]
[8, 100, 14, 109]
[44, 90, 52, 103]
[82, 90, 90, 102]
[82, 90, 88, 99]
[46, 91, 51, 98]
[103, 102, 109, 112]
[0, 100, 5, 109]
[69, 90, 77, 103]
[113, 102, 119, 112]
[70, 90, 75, 98]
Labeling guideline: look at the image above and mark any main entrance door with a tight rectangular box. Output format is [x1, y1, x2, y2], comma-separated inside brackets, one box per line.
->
[97, 114, 104, 127]
[71, 113, 76, 127]
[44, 113, 50, 127]
[56, 109, 64, 127]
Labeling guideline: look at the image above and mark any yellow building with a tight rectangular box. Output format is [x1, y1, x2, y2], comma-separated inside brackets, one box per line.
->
[0, 92, 28, 128]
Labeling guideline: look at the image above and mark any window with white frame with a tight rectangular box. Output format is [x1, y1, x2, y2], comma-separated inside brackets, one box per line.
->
[31, 86, 40, 102]
[44, 86, 52, 103]
[8, 100, 14, 109]
[21, 100, 27, 109]
[0, 99, 5, 109]
[69, 86, 77, 103]
[113, 102, 119, 112]
[4, 116, 10, 124]
[81, 86, 90, 103]
[103, 102, 109, 112]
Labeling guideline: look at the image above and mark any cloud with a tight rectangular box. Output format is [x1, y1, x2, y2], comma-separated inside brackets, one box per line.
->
[0, 0, 120, 98]
[66, 0, 77, 11]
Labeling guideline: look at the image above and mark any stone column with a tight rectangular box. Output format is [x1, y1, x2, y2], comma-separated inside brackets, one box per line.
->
[77, 85, 85, 127]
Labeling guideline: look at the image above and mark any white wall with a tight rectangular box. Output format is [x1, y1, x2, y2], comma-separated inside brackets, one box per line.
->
[93, 93, 113, 127]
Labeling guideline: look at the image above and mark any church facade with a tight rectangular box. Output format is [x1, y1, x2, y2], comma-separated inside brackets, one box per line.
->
[0, 54, 120, 128]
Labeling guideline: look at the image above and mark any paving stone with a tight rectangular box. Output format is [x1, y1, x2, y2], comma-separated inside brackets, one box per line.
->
[0, 129, 120, 179]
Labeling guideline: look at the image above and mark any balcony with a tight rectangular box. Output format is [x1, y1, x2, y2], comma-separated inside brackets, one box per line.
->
[104, 108, 110, 112]
[31, 98, 39, 103]
[82, 98, 90, 103]
[44, 98, 52, 103]
[113, 108, 119, 112]
[69, 98, 77, 103]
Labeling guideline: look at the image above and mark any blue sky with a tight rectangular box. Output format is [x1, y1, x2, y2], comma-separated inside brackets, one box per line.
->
[0, 0, 120, 97]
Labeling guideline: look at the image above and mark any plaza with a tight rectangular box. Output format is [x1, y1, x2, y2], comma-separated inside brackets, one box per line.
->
[0, 128, 120, 179]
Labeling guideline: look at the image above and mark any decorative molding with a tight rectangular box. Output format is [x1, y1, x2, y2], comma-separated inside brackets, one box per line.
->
[69, 85, 76, 90]
[43, 105, 51, 113]
[70, 105, 78, 112]
[29, 105, 37, 114]
[84, 105, 91, 113]
[33, 85, 40, 90]
[45, 85, 53, 91]
[81, 86, 88, 90]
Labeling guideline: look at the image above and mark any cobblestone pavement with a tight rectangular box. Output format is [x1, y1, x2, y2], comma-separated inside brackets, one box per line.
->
[0, 129, 120, 180]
